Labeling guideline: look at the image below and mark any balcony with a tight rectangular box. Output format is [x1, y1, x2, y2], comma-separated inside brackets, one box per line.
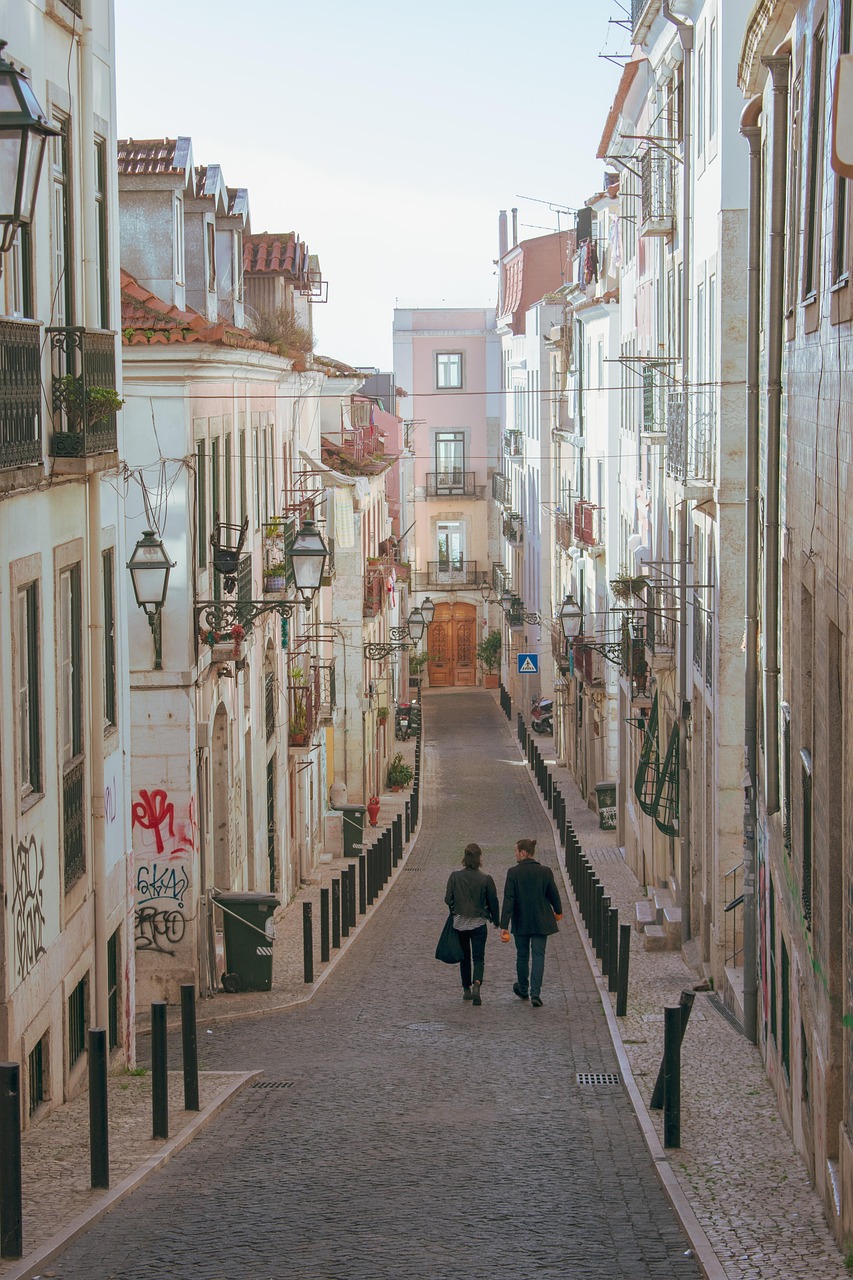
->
[288, 667, 319, 746]
[573, 499, 605, 548]
[503, 511, 523, 545]
[555, 510, 572, 551]
[63, 756, 86, 891]
[263, 517, 298, 595]
[47, 327, 119, 458]
[413, 561, 487, 591]
[573, 640, 605, 686]
[640, 149, 676, 237]
[666, 391, 716, 486]
[503, 429, 523, 458]
[0, 319, 42, 471]
[643, 584, 676, 667]
[363, 568, 385, 617]
[551, 621, 571, 671]
[631, 0, 657, 41]
[425, 470, 484, 498]
[492, 472, 511, 505]
[314, 659, 336, 723]
[492, 562, 511, 594]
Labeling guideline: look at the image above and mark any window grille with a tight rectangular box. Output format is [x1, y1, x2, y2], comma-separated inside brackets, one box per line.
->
[28, 1035, 46, 1115]
[107, 929, 119, 1050]
[68, 975, 88, 1068]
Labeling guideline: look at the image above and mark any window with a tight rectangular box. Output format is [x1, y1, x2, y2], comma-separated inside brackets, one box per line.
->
[239, 422, 247, 523]
[103, 549, 117, 730]
[107, 929, 119, 1051]
[786, 78, 803, 315]
[59, 564, 84, 766]
[28, 1035, 47, 1116]
[782, 702, 792, 852]
[434, 431, 465, 492]
[803, 27, 825, 300]
[17, 582, 41, 797]
[224, 427, 233, 526]
[51, 113, 74, 327]
[769, 876, 777, 1043]
[94, 138, 109, 328]
[801, 749, 813, 929]
[781, 939, 790, 1078]
[68, 975, 88, 1069]
[437, 521, 464, 572]
[196, 439, 207, 568]
[435, 352, 463, 389]
[211, 433, 220, 522]
[4, 224, 33, 318]
[709, 21, 717, 143]
[696, 39, 706, 159]
[834, 4, 853, 284]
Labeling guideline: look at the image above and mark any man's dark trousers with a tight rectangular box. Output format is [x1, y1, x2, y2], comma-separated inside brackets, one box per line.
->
[514, 933, 547, 998]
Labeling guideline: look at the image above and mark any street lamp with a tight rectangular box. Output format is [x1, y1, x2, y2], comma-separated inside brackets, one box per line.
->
[127, 530, 174, 671]
[407, 606, 426, 644]
[289, 518, 328, 603]
[0, 42, 59, 259]
[420, 596, 435, 626]
[558, 593, 583, 641]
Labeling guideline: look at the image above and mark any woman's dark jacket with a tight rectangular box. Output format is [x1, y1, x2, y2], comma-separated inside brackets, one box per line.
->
[445, 867, 499, 926]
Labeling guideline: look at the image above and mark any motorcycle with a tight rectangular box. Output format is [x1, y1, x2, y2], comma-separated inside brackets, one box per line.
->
[531, 696, 554, 735]
[395, 703, 412, 740]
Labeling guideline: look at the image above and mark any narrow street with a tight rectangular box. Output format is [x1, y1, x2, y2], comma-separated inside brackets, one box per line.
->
[49, 690, 700, 1280]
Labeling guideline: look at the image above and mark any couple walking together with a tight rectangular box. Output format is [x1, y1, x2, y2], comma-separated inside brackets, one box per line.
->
[444, 838, 562, 1007]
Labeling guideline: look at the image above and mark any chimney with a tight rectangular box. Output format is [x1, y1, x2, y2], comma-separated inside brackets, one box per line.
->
[511, 207, 518, 247]
[498, 210, 508, 260]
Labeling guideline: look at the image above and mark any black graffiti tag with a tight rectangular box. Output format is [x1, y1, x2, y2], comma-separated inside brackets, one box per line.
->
[11, 834, 46, 979]
[134, 906, 186, 955]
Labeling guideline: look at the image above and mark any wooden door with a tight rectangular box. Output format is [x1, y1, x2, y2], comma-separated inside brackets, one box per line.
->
[427, 603, 477, 687]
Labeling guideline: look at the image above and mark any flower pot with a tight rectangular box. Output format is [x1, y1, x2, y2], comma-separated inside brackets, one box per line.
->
[483, 673, 499, 688]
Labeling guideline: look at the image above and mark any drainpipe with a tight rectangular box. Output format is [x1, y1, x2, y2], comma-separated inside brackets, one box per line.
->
[511, 207, 518, 248]
[80, 1, 109, 1028]
[761, 48, 791, 817]
[739, 94, 763, 1044]
[664, 0, 694, 940]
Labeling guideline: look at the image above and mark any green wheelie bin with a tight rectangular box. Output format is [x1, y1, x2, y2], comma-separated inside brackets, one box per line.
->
[215, 890, 279, 992]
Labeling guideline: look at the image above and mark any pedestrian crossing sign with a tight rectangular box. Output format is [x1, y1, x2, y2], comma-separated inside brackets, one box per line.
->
[517, 653, 538, 674]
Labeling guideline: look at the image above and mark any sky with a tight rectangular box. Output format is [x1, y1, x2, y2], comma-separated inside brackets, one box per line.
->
[114, 0, 625, 370]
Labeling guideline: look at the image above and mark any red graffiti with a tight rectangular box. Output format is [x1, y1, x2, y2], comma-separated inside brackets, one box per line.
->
[132, 789, 175, 855]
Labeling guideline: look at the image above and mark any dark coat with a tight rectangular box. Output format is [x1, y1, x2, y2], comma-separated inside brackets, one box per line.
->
[500, 858, 562, 936]
[445, 867, 499, 926]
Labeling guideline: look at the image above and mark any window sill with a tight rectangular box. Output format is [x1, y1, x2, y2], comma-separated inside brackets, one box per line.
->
[21, 789, 44, 815]
[829, 275, 849, 294]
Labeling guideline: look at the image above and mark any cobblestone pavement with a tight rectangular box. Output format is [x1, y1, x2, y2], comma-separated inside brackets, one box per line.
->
[43, 689, 701, 1280]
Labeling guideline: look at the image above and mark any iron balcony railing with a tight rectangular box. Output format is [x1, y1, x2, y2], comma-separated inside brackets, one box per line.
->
[643, 583, 676, 661]
[631, 0, 655, 39]
[503, 512, 523, 545]
[0, 319, 42, 469]
[363, 569, 385, 617]
[492, 562, 510, 594]
[46, 327, 119, 457]
[492, 472, 511, 505]
[503, 429, 523, 458]
[288, 667, 319, 745]
[640, 149, 676, 236]
[723, 862, 744, 968]
[425, 471, 484, 498]
[573, 499, 605, 547]
[555, 510, 572, 551]
[413, 560, 486, 591]
[315, 659, 336, 721]
[666, 390, 716, 485]
[63, 756, 86, 891]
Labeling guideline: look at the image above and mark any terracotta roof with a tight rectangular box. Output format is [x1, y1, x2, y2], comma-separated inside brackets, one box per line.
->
[117, 137, 192, 175]
[314, 353, 364, 379]
[597, 58, 643, 159]
[244, 232, 306, 279]
[120, 268, 276, 352]
[500, 251, 523, 321]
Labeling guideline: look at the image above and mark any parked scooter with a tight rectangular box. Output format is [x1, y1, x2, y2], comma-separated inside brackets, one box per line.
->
[531, 696, 554, 735]
[395, 703, 412, 740]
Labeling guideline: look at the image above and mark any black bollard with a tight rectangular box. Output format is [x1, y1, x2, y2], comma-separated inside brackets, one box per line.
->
[340, 874, 350, 939]
[663, 1005, 681, 1148]
[180, 985, 200, 1111]
[0, 1062, 22, 1259]
[151, 1001, 168, 1140]
[358, 855, 367, 915]
[320, 886, 331, 962]
[331, 878, 341, 949]
[348, 864, 357, 927]
[608, 909, 619, 994]
[651, 989, 695, 1109]
[303, 901, 314, 982]
[405, 800, 411, 842]
[616, 923, 631, 1016]
[88, 1027, 110, 1188]
[367, 844, 375, 905]
[600, 895, 611, 974]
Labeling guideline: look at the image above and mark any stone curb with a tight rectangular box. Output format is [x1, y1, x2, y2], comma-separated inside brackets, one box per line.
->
[508, 717, 727, 1280]
[2, 1071, 260, 1280]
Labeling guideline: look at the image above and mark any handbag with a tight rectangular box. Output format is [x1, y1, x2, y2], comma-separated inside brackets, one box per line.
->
[435, 912, 464, 964]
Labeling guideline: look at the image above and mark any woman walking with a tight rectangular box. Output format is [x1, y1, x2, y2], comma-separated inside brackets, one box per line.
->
[444, 843, 499, 1005]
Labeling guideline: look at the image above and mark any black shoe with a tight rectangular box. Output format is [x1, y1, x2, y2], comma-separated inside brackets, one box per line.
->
[463, 987, 473, 1000]
[531, 995, 543, 1007]
[472, 980, 482, 1006]
[513, 983, 529, 1000]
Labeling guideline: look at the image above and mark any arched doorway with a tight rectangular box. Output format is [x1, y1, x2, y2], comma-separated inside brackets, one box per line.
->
[427, 602, 477, 687]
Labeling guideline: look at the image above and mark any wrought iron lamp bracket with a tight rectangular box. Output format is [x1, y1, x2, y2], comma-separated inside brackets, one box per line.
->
[196, 598, 301, 636]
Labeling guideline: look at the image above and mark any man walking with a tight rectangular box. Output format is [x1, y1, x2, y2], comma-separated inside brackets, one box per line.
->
[500, 838, 562, 1007]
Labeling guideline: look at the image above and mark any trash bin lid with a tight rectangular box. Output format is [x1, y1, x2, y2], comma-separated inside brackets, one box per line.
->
[213, 891, 280, 907]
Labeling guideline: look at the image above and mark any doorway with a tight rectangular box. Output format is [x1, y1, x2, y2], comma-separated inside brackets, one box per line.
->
[427, 602, 477, 687]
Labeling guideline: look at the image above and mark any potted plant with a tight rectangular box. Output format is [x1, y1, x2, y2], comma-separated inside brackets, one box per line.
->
[476, 629, 501, 688]
[289, 666, 309, 744]
[54, 376, 125, 430]
[408, 649, 432, 690]
[377, 705, 389, 726]
[264, 563, 289, 592]
[387, 752, 414, 791]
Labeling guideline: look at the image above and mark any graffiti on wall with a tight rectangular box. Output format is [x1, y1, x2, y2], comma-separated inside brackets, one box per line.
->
[11, 835, 46, 979]
[132, 786, 194, 956]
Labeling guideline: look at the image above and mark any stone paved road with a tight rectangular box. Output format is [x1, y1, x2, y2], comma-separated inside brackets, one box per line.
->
[48, 691, 701, 1280]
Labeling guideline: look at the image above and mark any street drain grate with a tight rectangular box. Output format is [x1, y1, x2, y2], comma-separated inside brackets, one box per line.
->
[577, 1072, 621, 1086]
[252, 1080, 295, 1090]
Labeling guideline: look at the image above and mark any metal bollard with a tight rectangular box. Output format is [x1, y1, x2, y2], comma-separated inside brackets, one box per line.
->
[340, 874, 350, 939]
[663, 1005, 681, 1148]
[405, 800, 411, 842]
[651, 989, 695, 1110]
[607, 909, 619, 994]
[358, 855, 367, 915]
[320, 886, 330, 962]
[331, 878, 341, 949]
[348, 864, 357, 927]
[303, 901, 314, 982]
[151, 1001, 169, 1140]
[88, 1027, 109, 1188]
[180, 985, 200, 1111]
[616, 923, 631, 1016]
[600, 895, 611, 973]
[0, 1062, 22, 1259]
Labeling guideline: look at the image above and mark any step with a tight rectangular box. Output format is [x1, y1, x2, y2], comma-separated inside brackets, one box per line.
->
[653, 887, 673, 923]
[663, 905, 682, 948]
[643, 924, 667, 952]
[634, 900, 656, 932]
